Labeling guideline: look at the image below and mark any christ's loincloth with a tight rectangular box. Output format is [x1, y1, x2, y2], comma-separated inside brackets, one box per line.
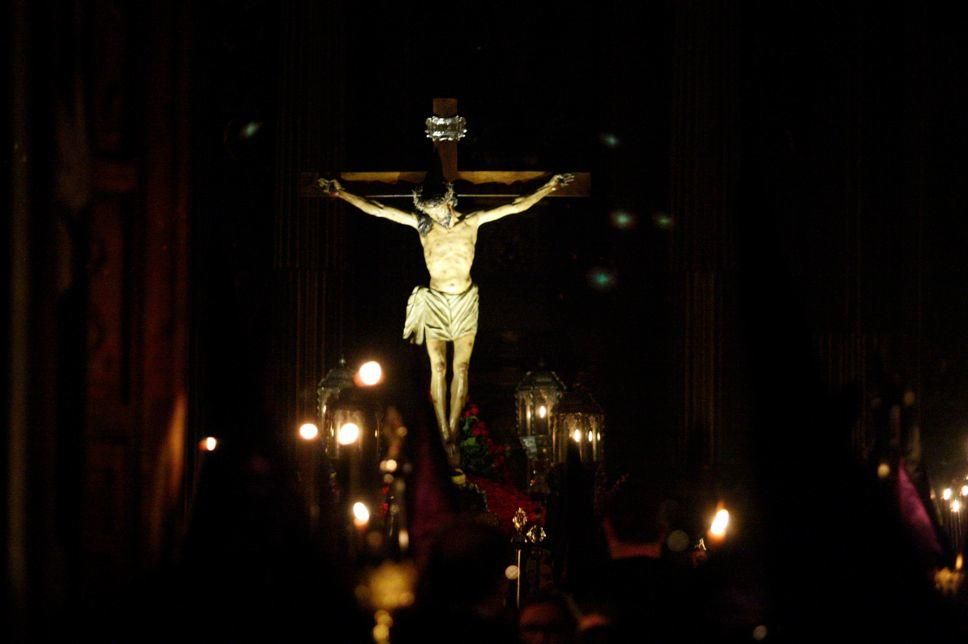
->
[403, 284, 479, 345]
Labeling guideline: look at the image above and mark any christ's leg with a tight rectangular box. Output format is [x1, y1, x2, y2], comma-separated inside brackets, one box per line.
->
[448, 333, 476, 439]
[425, 338, 451, 443]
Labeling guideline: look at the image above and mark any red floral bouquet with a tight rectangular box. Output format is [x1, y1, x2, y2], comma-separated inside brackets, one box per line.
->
[458, 402, 542, 531]
[458, 403, 509, 479]
[466, 475, 541, 532]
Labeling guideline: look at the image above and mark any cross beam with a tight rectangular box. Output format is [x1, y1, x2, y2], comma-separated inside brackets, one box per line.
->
[302, 98, 590, 199]
[301, 170, 590, 199]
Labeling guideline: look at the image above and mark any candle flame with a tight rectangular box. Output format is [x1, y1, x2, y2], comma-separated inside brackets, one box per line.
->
[358, 361, 383, 386]
[298, 423, 319, 440]
[352, 501, 370, 527]
[338, 422, 361, 445]
[710, 507, 730, 540]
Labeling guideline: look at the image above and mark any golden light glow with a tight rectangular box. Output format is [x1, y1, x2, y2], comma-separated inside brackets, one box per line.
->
[373, 608, 393, 642]
[537, 405, 547, 419]
[961, 485, 968, 497]
[934, 566, 964, 597]
[358, 361, 383, 386]
[571, 429, 583, 442]
[338, 422, 361, 445]
[298, 423, 319, 440]
[952, 500, 962, 513]
[505, 565, 520, 580]
[877, 462, 890, 479]
[375, 610, 393, 626]
[352, 501, 370, 527]
[710, 508, 730, 540]
[753, 625, 768, 641]
[199, 436, 218, 452]
[358, 561, 416, 611]
[398, 529, 409, 550]
[958, 554, 964, 571]
[381, 459, 398, 473]
[943, 488, 954, 501]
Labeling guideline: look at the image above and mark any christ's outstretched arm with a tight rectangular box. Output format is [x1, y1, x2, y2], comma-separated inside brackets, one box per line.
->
[319, 178, 418, 229]
[471, 173, 574, 225]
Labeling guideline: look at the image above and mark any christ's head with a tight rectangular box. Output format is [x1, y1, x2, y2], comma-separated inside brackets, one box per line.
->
[413, 182, 457, 226]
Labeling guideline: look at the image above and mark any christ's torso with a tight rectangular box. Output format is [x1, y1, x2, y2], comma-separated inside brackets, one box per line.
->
[419, 214, 478, 293]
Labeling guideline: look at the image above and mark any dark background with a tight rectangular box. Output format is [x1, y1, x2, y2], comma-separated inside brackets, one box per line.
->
[6, 0, 968, 639]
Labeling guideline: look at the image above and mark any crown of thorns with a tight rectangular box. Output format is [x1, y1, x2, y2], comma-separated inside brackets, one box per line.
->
[412, 182, 457, 210]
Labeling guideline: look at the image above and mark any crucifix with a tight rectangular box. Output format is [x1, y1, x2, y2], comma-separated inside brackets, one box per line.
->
[307, 98, 590, 467]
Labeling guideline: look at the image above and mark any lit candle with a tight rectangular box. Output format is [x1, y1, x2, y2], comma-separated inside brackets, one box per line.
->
[352, 501, 371, 528]
[709, 506, 730, 543]
[299, 423, 319, 441]
[357, 361, 383, 386]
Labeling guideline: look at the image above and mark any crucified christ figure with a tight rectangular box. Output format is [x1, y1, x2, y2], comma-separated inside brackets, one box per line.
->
[319, 173, 574, 465]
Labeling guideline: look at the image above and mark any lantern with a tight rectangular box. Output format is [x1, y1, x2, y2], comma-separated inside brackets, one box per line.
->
[552, 387, 605, 464]
[328, 386, 383, 462]
[515, 369, 566, 438]
[317, 358, 356, 459]
[516, 369, 565, 495]
[328, 385, 387, 505]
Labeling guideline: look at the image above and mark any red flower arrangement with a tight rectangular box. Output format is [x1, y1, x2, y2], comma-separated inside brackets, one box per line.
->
[458, 403, 510, 481]
[466, 474, 541, 533]
[458, 402, 542, 532]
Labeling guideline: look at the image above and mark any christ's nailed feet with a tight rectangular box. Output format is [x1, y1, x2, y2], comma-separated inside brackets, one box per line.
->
[446, 441, 461, 469]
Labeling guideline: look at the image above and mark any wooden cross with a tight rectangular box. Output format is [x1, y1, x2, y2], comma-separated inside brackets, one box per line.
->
[300, 98, 590, 199]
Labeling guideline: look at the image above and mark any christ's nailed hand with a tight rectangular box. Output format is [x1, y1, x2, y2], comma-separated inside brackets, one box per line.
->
[318, 177, 342, 196]
[550, 173, 575, 189]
